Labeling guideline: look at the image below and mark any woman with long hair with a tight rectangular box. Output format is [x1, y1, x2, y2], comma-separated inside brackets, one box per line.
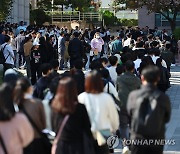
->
[51, 77, 94, 154]
[78, 70, 119, 154]
[0, 83, 33, 154]
[13, 77, 46, 154]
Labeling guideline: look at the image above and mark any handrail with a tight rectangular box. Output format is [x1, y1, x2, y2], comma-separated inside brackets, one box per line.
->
[45, 11, 102, 22]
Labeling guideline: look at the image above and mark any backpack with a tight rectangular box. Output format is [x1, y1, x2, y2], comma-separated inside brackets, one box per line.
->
[132, 91, 163, 138]
[0, 44, 9, 64]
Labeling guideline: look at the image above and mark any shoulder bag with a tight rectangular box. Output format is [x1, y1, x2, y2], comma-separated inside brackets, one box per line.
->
[22, 108, 52, 154]
[51, 115, 69, 154]
[87, 93, 112, 146]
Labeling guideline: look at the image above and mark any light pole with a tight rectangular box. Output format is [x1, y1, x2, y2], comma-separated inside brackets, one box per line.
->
[51, 0, 54, 12]
[51, 0, 54, 24]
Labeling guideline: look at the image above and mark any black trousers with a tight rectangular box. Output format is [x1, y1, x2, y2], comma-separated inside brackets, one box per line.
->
[30, 63, 41, 85]
[70, 57, 82, 69]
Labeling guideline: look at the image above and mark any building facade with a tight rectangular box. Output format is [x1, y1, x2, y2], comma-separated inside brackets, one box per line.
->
[138, 6, 180, 30]
[8, 0, 30, 25]
[100, 0, 138, 19]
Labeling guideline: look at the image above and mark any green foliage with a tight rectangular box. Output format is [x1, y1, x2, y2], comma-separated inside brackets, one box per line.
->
[36, 0, 91, 12]
[0, 0, 13, 21]
[102, 10, 118, 26]
[116, 0, 180, 31]
[173, 28, 180, 40]
[30, 9, 51, 25]
[37, 0, 52, 11]
[71, 0, 91, 11]
[119, 19, 138, 26]
[54, 0, 70, 5]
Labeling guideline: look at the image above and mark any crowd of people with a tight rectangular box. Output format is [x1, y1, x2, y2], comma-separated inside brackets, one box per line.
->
[0, 20, 179, 154]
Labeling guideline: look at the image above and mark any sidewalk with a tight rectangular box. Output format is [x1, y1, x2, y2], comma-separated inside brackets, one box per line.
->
[164, 66, 180, 152]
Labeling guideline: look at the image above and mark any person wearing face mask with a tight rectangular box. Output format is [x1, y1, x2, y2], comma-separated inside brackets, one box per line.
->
[90, 32, 104, 61]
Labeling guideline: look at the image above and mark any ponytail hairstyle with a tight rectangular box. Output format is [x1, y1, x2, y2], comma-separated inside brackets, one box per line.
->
[13, 77, 31, 109]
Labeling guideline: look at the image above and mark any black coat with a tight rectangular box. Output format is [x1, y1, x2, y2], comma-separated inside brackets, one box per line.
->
[127, 84, 171, 140]
[68, 38, 84, 60]
[47, 42, 55, 62]
[53, 103, 93, 154]
[33, 76, 51, 100]
[39, 44, 48, 63]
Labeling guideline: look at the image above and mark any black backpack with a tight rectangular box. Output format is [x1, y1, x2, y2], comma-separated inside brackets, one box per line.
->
[0, 44, 9, 64]
[132, 91, 163, 138]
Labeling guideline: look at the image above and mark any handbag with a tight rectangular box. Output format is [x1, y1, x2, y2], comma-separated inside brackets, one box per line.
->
[22, 108, 52, 154]
[93, 48, 99, 56]
[0, 134, 8, 154]
[87, 93, 112, 146]
[107, 82, 121, 112]
[51, 115, 69, 154]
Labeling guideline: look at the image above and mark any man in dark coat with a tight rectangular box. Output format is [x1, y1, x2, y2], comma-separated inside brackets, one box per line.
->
[127, 66, 171, 154]
[68, 32, 84, 69]
[116, 60, 141, 153]
[33, 63, 52, 100]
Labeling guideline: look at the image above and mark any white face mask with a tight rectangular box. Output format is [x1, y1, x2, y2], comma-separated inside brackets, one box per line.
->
[96, 35, 100, 39]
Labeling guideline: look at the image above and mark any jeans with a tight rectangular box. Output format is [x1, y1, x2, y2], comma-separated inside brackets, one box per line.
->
[25, 56, 31, 79]
[15, 52, 19, 68]
[59, 50, 65, 69]
[94, 52, 101, 60]
[120, 124, 130, 139]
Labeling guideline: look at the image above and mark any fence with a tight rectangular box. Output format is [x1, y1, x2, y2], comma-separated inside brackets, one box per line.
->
[45, 11, 102, 22]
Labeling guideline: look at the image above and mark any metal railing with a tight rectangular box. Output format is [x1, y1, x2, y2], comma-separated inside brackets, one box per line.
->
[45, 11, 102, 22]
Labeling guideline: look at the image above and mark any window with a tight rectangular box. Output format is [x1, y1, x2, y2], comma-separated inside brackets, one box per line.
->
[155, 12, 180, 27]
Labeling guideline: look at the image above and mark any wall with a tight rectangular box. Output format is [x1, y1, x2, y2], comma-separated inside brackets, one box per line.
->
[52, 21, 93, 30]
[7, 0, 30, 25]
[138, 6, 155, 29]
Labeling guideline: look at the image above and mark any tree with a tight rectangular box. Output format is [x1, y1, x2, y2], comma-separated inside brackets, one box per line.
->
[36, 0, 90, 12]
[70, 0, 91, 11]
[54, 0, 70, 11]
[102, 10, 118, 26]
[30, 9, 51, 25]
[0, 0, 13, 21]
[117, 0, 180, 31]
[37, 0, 52, 11]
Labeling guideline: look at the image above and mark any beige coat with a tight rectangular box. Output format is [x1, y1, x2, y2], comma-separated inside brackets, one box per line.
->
[0, 113, 34, 154]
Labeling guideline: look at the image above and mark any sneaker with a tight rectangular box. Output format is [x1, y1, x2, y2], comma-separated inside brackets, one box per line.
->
[122, 146, 130, 154]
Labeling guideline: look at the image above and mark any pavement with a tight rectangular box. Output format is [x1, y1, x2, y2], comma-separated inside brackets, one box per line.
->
[164, 66, 180, 153]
